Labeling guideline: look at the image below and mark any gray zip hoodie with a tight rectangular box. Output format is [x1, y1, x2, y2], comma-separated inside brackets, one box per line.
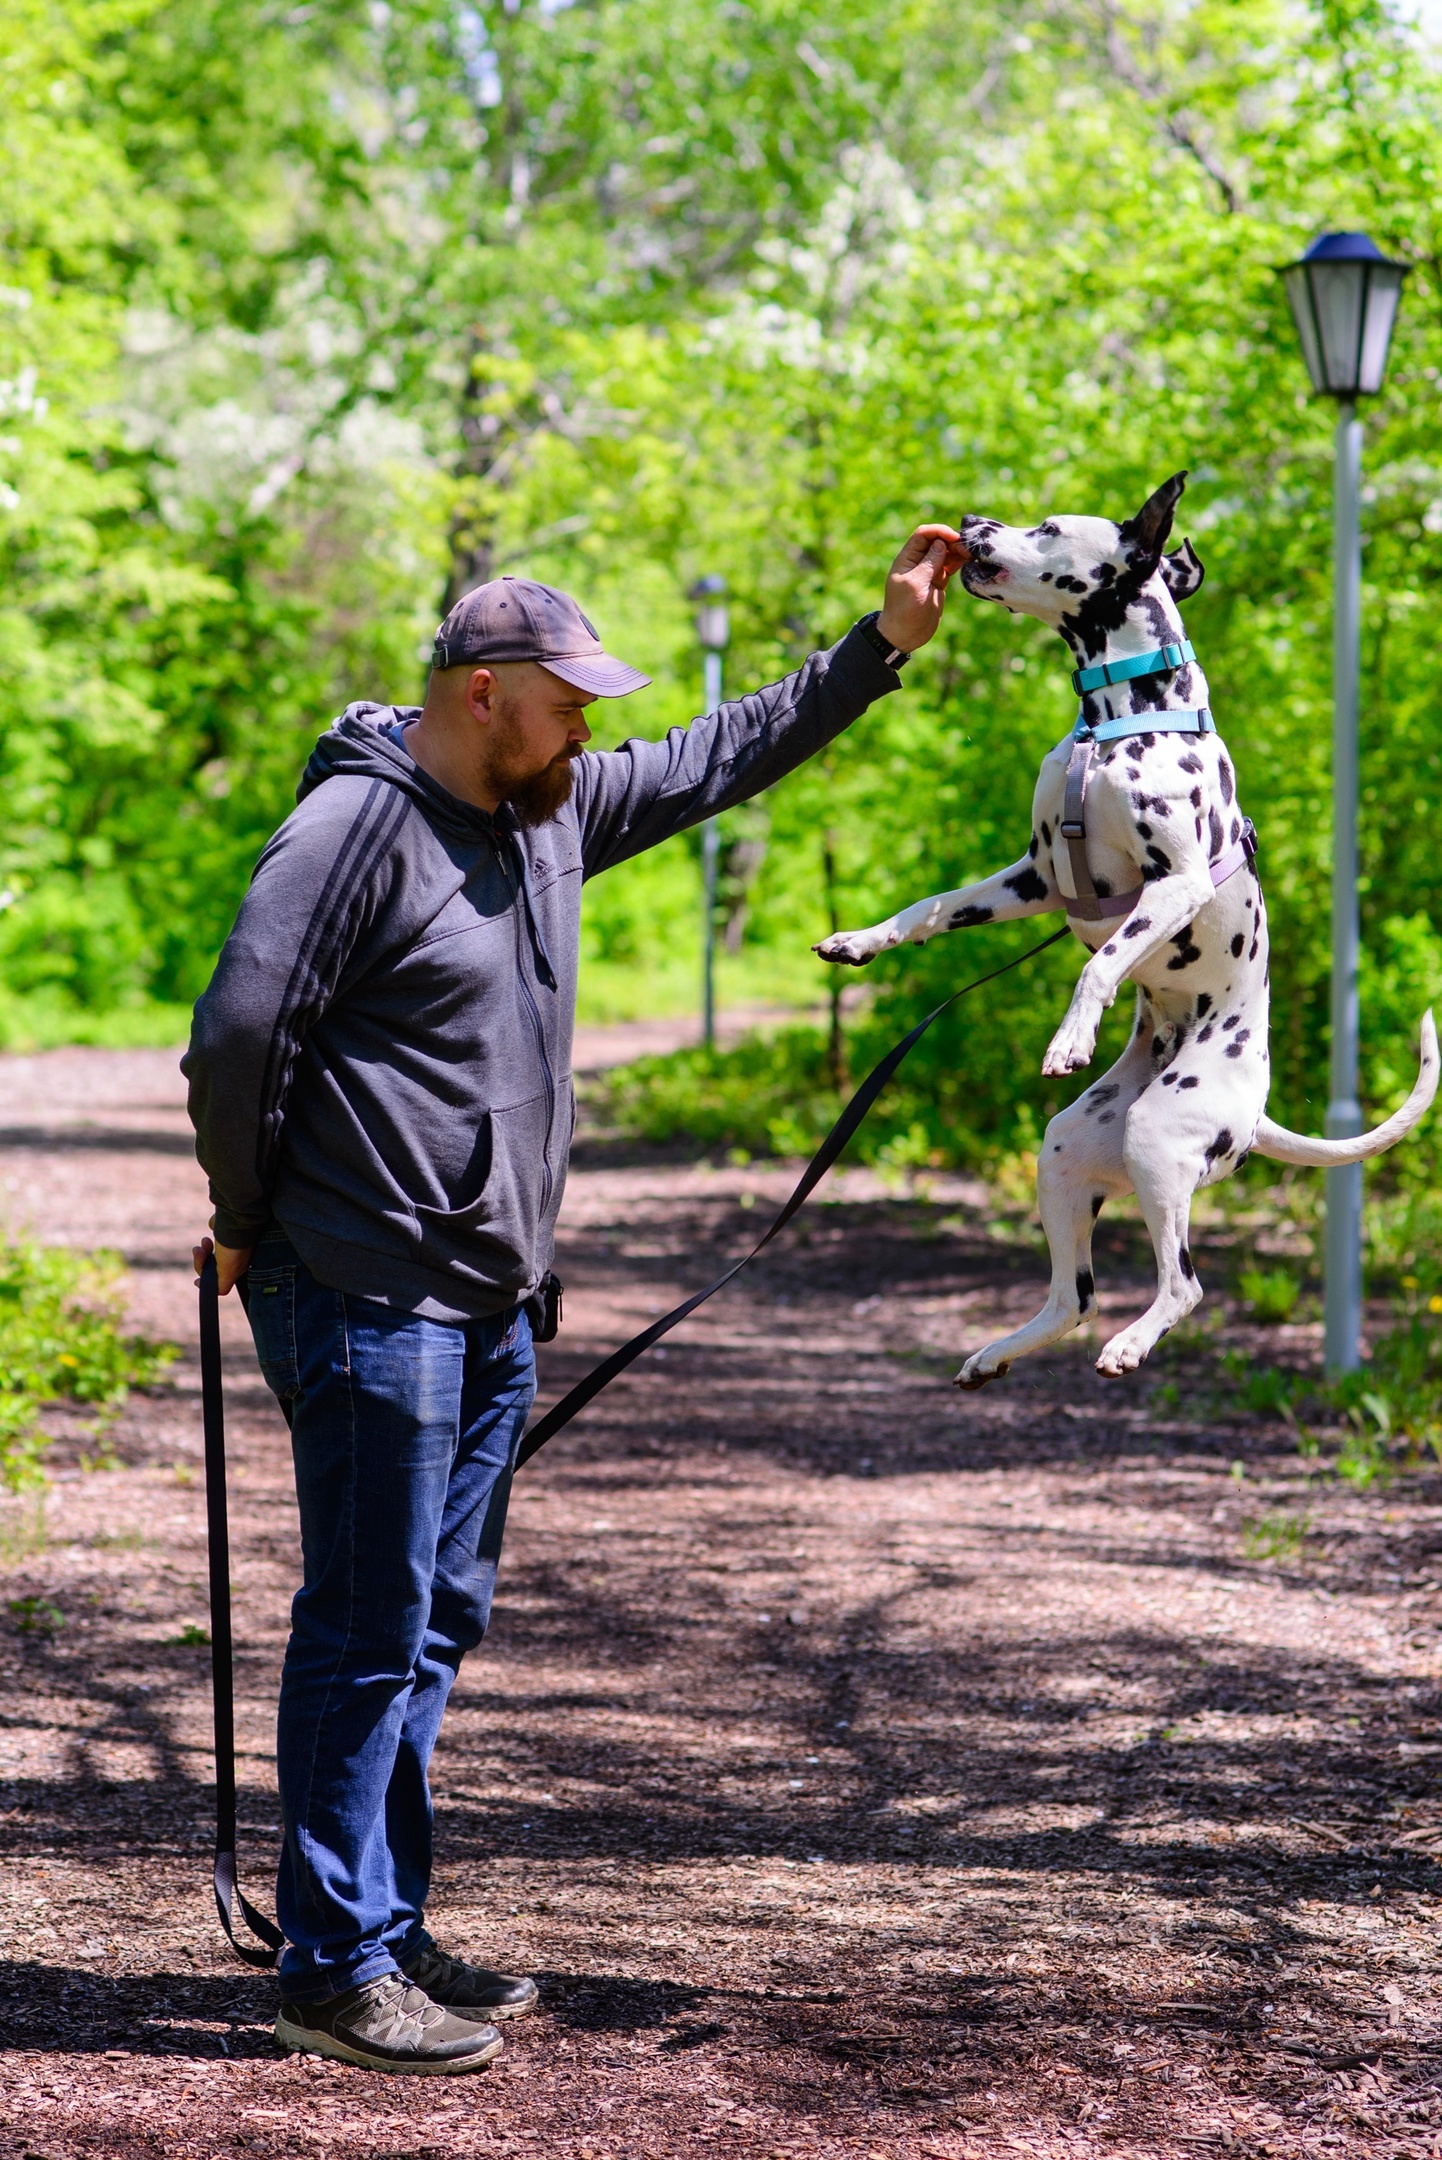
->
[183, 623, 900, 1321]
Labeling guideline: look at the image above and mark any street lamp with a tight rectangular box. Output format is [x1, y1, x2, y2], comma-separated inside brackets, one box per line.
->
[689, 576, 729, 1049]
[1279, 231, 1408, 1374]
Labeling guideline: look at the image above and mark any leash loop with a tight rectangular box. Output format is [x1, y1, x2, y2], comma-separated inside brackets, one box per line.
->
[200, 1253, 284, 1968]
[517, 927, 1071, 1468]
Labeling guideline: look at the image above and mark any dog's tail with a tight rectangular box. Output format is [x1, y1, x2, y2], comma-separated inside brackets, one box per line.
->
[1251, 1010, 1439, 1165]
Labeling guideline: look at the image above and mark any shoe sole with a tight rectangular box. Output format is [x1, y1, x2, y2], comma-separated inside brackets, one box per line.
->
[275, 2013, 503, 2074]
[453, 1989, 538, 2022]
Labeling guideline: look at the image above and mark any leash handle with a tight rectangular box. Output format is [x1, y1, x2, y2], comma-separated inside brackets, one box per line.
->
[199, 1254, 284, 1968]
[517, 927, 1071, 1468]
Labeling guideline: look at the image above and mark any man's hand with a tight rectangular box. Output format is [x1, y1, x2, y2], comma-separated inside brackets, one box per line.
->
[876, 524, 967, 654]
[193, 1234, 254, 1296]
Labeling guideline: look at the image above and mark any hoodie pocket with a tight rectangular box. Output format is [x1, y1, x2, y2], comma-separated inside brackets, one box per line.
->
[410, 1092, 551, 1277]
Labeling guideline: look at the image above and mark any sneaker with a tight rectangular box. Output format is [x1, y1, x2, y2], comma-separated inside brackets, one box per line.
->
[398, 1938, 539, 2020]
[275, 1974, 504, 2073]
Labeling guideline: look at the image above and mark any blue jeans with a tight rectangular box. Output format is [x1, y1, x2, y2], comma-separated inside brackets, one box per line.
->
[243, 1230, 536, 2002]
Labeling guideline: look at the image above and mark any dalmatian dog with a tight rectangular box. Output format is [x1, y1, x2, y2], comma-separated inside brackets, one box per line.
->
[817, 472, 1438, 1385]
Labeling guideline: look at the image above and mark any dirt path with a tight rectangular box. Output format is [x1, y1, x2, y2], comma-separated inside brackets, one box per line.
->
[0, 1047, 1440, 2158]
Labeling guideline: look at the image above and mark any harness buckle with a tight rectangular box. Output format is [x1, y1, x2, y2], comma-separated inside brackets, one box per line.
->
[1059, 819, 1085, 839]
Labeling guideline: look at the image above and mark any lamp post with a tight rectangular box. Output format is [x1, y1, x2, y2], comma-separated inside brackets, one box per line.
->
[690, 576, 729, 1049]
[1279, 231, 1408, 1374]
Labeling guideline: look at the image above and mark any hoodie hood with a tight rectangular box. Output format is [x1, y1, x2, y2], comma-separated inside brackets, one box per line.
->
[299, 702, 498, 846]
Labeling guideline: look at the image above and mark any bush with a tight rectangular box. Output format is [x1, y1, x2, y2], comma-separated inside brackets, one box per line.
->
[0, 1240, 175, 1488]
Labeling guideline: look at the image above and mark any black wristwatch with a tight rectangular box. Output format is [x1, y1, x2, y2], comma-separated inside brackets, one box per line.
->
[856, 610, 912, 670]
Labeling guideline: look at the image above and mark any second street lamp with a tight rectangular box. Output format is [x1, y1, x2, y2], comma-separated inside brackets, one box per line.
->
[689, 576, 729, 1049]
[1279, 231, 1408, 1374]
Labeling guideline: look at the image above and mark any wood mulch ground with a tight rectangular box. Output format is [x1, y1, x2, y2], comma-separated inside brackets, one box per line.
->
[0, 1046, 1438, 2159]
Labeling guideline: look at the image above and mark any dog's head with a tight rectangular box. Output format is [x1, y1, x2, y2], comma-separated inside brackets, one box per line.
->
[956, 473, 1204, 652]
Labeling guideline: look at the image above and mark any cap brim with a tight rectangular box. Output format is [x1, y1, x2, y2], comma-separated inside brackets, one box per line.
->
[541, 653, 651, 697]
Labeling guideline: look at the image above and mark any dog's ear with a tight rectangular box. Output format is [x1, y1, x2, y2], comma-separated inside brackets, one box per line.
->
[1159, 537, 1205, 601]
[1120, 471, 1188, 562]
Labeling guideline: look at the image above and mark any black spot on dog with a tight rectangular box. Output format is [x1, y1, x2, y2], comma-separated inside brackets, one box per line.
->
[1097, 1111, 1114, 1125]
[1189, 786, 1202, 808]
[1150, 797, 1171, 819]
[1178, 1074, 1199, 1089]
[1196, 993, 1212, 1017]
[1235, 1150, 1249, 1169]
[1196, 1022, 1214, 1043]
[950, 905, 994, 927]
[1094, 877, 1113, 897]
[1040, 820, 1051, 846]
[1039, 570, 1053, 582]
[1208, 806, 1224, 858]
[1145, 844, 1172, 871]
[1221, 1015, 1238, 1030]
[1091, 1193, 1105, 1217]
[1127, 765, 1141, 782]
[1230, 932, 1245, 957]
[1076, 1268, 1094, 1311]
[1204, 1128, 1234, 1166]
[1122, 915, 1153, 940]
[1137, 819, 1152, 839]
[1178, 752, 1203, 775]
[1151, 1035, 1168, 1057]
[1137, 734, 1155, 750]
[1219, 752, 1234, 804]
[1224, 1029, 1251, 1059]
[1166, 921, 1201, 969]
[1161, 1070, 1178, 1085]
[1249, 933, 1259, 960]
[1179, 1246, 1195, 1281]
[1086, 1083, 1121, 1107]
[1028, 830, 1039, 859]
[1194, 817, 1203, 840]
[1230, 816, 1240, 845]
[1101, 941, 1117, 956]
[1005, 867, 1049, 902]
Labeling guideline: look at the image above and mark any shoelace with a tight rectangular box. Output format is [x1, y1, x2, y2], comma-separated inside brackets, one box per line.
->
[350, 1977, 445, 2044]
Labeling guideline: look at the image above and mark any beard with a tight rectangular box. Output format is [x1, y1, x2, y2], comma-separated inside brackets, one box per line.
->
[505, 753, 577, 829]
[485, 694, 580, 828]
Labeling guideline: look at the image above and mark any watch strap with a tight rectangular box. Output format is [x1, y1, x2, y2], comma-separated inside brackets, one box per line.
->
[856, 611, 911, 670]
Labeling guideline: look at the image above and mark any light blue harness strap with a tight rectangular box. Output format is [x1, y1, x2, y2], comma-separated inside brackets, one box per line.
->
[1071, 640, 1194, 695]
[1076, 707, 1214, 745]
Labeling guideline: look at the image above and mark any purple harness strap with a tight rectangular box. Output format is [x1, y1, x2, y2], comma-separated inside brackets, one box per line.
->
[1060, 730, 1256, 923]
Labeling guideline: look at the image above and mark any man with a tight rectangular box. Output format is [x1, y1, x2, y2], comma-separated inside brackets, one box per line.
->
[184, 526, 961, 2073]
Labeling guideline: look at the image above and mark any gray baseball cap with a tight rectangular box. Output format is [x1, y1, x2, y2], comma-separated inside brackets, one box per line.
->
[431, 576, 651, 696]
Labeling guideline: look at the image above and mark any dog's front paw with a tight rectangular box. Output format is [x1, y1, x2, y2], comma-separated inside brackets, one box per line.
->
[814, 928, 889, 968]
[1041, 1019, 1098, 1077]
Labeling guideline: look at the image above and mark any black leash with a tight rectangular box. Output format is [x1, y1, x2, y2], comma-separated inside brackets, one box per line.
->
[199, 1253, 285, 1968]
[516, 925, 1070, 1468]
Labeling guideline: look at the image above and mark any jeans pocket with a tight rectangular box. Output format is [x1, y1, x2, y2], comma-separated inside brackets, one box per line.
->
[246, 1262, 300, 1401]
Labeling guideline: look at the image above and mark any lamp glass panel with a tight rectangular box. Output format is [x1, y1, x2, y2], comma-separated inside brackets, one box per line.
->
[1357, 264, 1404, 394]
[1282, 263, 1326, 392]
[695, 604, 730, 650]
[1308, 259, 1368, 393]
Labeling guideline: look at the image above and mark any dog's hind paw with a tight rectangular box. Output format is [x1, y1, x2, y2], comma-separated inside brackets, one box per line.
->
[954, 1356, 1009, 1390]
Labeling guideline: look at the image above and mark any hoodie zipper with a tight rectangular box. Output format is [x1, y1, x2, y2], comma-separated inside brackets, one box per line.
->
[489, 830, 559, 1224]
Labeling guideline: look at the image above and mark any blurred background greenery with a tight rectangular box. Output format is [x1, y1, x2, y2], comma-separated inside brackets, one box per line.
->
[3, 0, 1442, 1269]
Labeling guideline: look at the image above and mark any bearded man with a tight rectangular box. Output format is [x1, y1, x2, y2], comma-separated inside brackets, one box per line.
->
[183, 528, 960, 2074]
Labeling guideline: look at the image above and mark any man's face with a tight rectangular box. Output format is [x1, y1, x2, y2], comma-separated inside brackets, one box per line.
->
[475, 662, 595, 825]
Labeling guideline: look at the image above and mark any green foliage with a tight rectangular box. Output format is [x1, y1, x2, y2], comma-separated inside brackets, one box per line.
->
[0, 1240, 174, 1488]
[1240, 1510, 1310, 1561]
[4, 0, 1442, 1237]
[1237, 1267, 1302, 1324]
[592, 1025, 843, 1160]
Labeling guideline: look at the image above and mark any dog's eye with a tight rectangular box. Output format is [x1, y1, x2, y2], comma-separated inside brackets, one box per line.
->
[1035, 520, 1060, 538]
